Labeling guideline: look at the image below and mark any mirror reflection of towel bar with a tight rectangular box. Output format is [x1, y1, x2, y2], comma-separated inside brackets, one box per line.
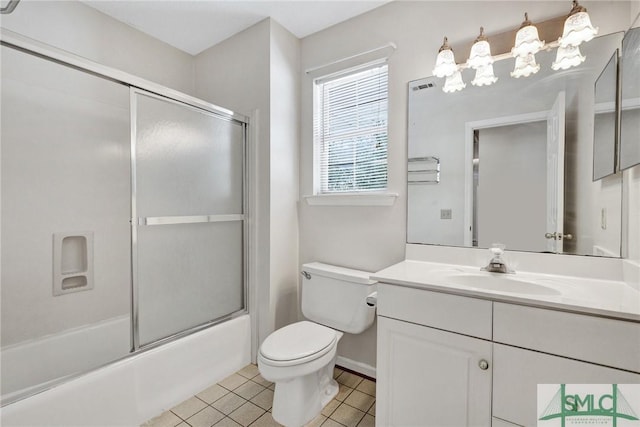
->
[408, 156, 440, 184]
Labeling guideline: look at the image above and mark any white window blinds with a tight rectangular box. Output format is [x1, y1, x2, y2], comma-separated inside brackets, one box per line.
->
[315, 64, 388, 193]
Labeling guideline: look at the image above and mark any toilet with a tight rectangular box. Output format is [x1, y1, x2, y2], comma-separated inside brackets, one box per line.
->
[257, 262, 377, 427]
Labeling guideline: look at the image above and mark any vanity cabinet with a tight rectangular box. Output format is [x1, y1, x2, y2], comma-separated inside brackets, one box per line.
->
[376, 284, 493, 426]
[376, 283, 640, 427]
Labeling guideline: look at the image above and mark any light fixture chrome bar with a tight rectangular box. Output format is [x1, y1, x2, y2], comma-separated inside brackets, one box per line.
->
[138, 214, 245, 226]
[0, 0, 20, 14]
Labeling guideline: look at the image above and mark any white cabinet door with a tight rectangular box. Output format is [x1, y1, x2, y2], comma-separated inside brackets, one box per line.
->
[377, 316, 492, 427]
[493, 344, 640, 427]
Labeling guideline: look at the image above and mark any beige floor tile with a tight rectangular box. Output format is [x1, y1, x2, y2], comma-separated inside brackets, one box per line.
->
[251, 411, 283, 427]
[344, 390, 375, 412]
[321, 418, 344, 427]
[186, 406, 226, 427]
[171, 396, 208, 420]
[234, 380, 265, 400]
[333, 367, 344, 379]
[197, 384, 230, 404]
[219, 373, 249, 391]
[176, 423, 190, 427]
[252, 374, 274, 388]
[335, 384, 354, 402]
[213, 417, 242, 427]
[355, 379, 376, 397]
[357, 414, 375, 427]
[212, 393, 246, 415]
[237, 364, 260, 379]
[336, 371, 363, 389]
[250, 388, 274, 411]
[228, 401, 265, 426]
[329, 403, 366, 427]
[321, 399, 340, 417]
[305, 414, 327, 427]
[367, 401, 375, 416]
[141, 410, 182, 427]
[268, 383, 276, 391]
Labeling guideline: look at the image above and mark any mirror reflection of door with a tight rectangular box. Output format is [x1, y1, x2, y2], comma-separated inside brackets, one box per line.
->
[471, 92, 565, 253]
[546, 91, 566, 253]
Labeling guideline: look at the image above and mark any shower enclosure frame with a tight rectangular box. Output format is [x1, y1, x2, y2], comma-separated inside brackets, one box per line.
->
[0, 28, 251, 405]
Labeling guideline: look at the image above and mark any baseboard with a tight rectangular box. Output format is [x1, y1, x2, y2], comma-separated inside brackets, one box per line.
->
[336, 356, 376, 379]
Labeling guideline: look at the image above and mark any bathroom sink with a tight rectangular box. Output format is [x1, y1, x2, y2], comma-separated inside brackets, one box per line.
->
[441, 273, 563, 296]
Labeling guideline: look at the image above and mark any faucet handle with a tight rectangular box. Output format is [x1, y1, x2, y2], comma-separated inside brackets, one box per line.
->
[489, 243, 505, 257]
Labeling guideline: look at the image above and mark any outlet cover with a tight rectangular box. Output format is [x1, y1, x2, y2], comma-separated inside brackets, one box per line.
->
[441, 209, 452, 219]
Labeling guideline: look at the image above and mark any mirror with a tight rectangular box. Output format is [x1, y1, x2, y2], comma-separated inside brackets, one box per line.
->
[593, 51, 618, 181]
[408, 32, 623, 257]
[619, 23, 640, 171]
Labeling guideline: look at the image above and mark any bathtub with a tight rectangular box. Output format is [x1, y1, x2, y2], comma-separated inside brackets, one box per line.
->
[1, 314, 251, 426]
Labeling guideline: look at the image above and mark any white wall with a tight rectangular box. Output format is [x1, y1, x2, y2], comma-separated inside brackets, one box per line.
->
[0, 0, 195, 95]
[299, 1, 635, 370]
[194, 18, 301, 352]
[269, 22, 301, 329]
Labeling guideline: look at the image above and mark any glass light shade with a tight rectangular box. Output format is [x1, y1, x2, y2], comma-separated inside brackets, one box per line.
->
[510, 54, 540, 78]
[433, 46, 458, 78]
[512, 15, 545, 57]
[467, 27, 494, 69]
[552, 44, 586, 70]
[467, 40, 494, 69]
[471, 64, 498, 86]
[558, 2, 598, 47]
[443, 70, 466, 93]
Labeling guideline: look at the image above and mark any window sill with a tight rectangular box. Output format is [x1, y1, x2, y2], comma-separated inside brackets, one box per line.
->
[304, 192, 398, 207]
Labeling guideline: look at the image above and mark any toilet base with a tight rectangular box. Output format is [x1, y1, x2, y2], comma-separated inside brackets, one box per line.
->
[271, 357, 339, 427]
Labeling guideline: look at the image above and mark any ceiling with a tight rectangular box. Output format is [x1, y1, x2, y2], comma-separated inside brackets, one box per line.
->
[82, 0, 392, 56]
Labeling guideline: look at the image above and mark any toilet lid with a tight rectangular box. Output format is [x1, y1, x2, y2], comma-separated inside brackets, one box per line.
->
[260, 321, 337, 361]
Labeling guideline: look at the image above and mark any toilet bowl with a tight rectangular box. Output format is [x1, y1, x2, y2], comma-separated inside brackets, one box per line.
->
[258, 321, 344, 427]
[257, 262, 377, 427]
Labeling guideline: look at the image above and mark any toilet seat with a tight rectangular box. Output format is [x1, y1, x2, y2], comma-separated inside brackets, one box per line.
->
[259, 321, 337, 367]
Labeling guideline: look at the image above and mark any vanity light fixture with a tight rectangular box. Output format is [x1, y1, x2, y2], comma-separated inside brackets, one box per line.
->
[472, 64, 498, 86]
[558, 0, 599, 48]
[512, 13, 545, 57]
[443, 70, 466, 93]
[431, 1, 597, 93]
[467, 27, 494, 69]
[511, 53, 541, 78]
[432, 37, 458, 78]
[551, 44, 586, 70]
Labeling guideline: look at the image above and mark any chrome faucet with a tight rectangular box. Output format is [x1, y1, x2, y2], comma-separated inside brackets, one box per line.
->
[481, 244, 514, 274]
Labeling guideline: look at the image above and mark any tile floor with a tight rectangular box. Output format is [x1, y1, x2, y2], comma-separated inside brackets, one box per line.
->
[142, 364, 375, 427]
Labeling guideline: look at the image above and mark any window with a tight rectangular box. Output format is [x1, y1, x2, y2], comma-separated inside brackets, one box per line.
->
[314, 63, 388, 194]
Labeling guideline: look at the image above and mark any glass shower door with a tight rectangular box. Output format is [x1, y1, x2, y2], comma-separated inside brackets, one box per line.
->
[132, 90, 246, 347]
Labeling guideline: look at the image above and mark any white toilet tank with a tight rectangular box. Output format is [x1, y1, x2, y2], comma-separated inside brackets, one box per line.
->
[301, 262, 377, 334]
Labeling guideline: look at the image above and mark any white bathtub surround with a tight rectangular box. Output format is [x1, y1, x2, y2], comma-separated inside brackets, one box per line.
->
[1, 315, 130, 404]
[0, 315, 251, 427]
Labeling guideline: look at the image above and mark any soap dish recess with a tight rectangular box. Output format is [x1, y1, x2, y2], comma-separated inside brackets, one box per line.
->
[53, 232, 94, 296]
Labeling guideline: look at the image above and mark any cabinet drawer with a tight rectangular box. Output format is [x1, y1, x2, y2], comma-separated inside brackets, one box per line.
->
[493, 344, 640, 427]
[494, 303, 640, 372]
[378, 283, 492, 339]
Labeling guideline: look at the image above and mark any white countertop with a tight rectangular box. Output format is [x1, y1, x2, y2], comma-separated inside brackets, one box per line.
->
[372, 260, 640, 322]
